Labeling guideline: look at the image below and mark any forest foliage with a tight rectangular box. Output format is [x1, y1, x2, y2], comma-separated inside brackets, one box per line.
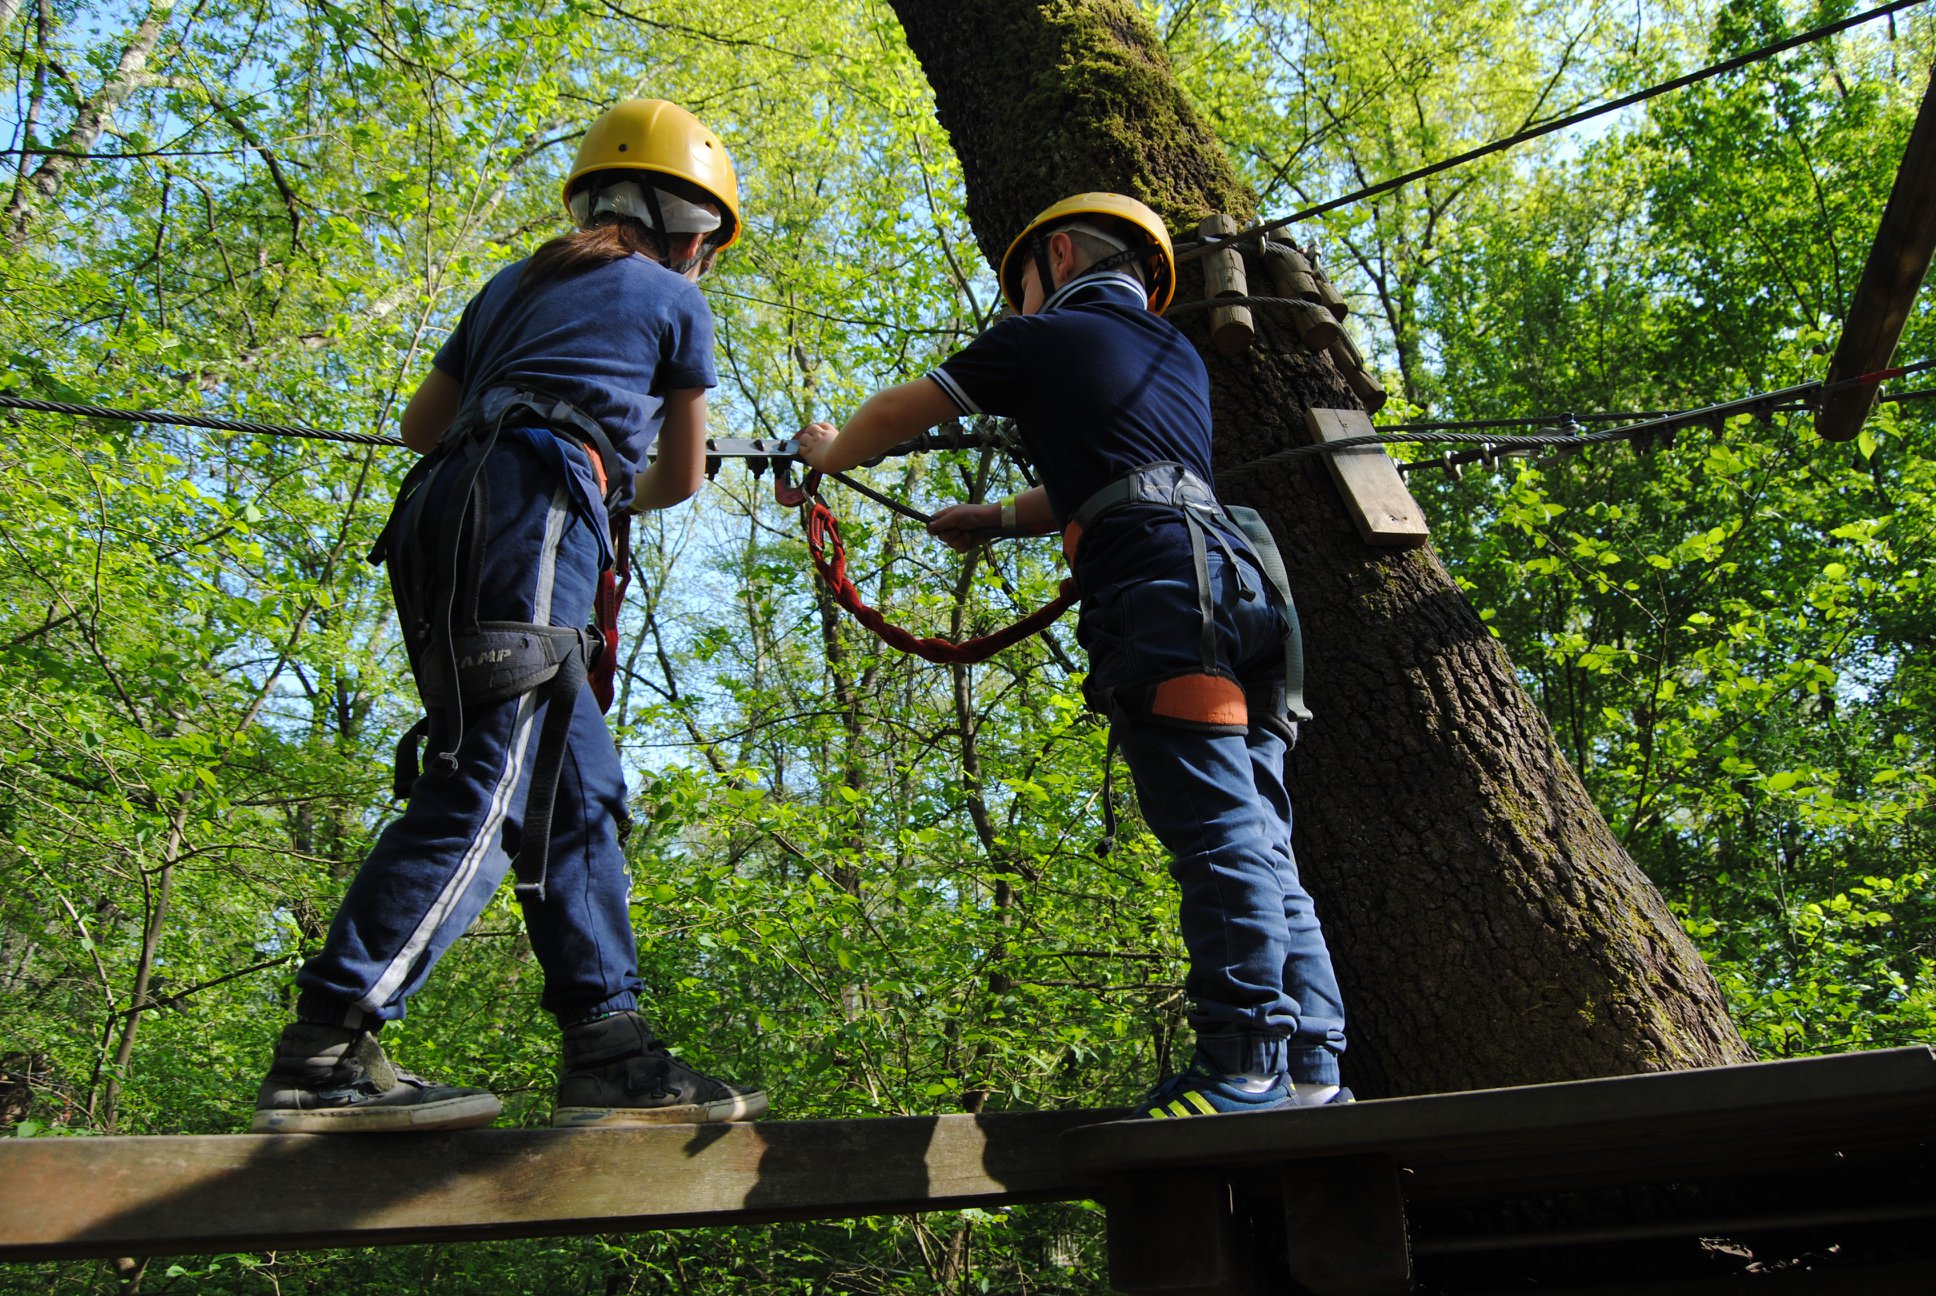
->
[1, 0, 1932, 1290]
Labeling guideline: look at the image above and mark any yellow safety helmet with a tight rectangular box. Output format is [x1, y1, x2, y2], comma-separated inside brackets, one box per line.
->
[562, 99, 741, 250]
[998, 192, 1176, 315]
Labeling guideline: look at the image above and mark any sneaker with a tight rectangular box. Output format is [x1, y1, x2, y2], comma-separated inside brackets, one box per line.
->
[251, 1022, 501, 1134]
[1283, 1082, 1354, 1107]
[1133, 1051, 1292, 1119]
[553, 1010, 767, 1128]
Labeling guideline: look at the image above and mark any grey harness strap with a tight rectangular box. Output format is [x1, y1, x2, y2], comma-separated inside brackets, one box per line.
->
[1068, 462, 1311, 727]
[370, 387, 618, 903]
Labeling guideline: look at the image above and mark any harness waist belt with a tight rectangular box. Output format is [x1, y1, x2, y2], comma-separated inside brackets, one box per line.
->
[1066, 461, 1220, 548]
[414, 623, 590, 708]
[1062, 462, 1311, 731]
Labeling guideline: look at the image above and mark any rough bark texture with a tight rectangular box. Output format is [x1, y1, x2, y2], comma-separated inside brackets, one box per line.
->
[888, 0, 1753, 1097]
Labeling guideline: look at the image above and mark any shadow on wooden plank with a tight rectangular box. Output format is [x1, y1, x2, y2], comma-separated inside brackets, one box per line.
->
[0, 1108, 1123, 1261]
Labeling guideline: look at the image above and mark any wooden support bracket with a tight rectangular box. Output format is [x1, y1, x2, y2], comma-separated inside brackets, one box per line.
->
[1199, 215, 1257, 356]
[1104, 1168, 1250, 1296]
[1281, 1156, 1411, 1296]
[1306, 408, 1429, 548]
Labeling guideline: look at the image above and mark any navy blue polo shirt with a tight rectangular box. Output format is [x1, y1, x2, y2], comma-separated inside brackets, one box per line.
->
[434, 252, 716, 514]
[927, 272, 1214, 529]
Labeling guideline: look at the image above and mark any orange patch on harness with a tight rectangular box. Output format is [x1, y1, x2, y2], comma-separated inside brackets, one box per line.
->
[1149, 675, 1248, 726]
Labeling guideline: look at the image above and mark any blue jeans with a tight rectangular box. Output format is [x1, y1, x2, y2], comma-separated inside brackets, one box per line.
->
[1078, 516, 1346, 1084]
[294, 434, 641, 1029]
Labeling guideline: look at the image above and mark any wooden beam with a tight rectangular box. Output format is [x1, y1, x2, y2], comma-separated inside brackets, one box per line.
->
[0, 1108, 1114, 1262]
[1819, 65, 1936, 441]
[1062, 1047, 1936, 1197]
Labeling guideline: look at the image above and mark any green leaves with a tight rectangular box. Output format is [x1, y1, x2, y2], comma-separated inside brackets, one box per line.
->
[5, 0, 1936, 1288]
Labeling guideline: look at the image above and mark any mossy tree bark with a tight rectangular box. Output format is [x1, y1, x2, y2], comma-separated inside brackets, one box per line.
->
[886, 0, 1752, 1096]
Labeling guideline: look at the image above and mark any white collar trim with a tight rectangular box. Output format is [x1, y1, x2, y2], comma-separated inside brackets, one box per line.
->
[1041, 270, 1148, 313]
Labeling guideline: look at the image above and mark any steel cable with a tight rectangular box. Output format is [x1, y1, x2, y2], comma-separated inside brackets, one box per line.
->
[1173, 0, 1927, 262]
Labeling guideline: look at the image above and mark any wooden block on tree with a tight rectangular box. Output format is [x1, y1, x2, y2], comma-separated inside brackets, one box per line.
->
[1326, 330, 1388, 414]
[1307, 255, 1349, 320]
[1261, 243, 1340, 351]
[1280, 1156, 1411, 1296]
[1304, 408, 1429, 549]
[1198, 214, 1256, 356]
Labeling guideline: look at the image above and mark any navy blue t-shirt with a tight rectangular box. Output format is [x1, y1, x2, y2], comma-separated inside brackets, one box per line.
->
[927, 272, 1214, 529]
[433, 252, 717, 514]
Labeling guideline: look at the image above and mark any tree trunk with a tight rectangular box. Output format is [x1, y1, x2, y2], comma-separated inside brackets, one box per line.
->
[886, 0, 1751, 1097]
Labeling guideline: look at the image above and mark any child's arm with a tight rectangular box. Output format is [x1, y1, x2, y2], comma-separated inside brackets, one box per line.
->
[928, 486, 1054, 551]
[399, 367, 463, 454]
[632, 388, 708, 512]
[795, 378, 958, 473]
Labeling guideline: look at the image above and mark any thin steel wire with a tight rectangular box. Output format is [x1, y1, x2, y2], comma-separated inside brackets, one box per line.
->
[1173, 0, 1926, 263]
[0, 393, 401, 446]
[1219, 362, 1933, 483]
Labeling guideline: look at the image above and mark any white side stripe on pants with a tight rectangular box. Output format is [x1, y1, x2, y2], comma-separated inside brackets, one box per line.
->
[360, 482, 573, 1013]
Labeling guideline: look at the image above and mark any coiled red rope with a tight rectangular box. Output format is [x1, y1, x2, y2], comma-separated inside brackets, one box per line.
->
[779, 467, 1077, 665]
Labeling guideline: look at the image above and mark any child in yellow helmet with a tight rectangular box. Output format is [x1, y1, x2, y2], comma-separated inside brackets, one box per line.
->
[253, 100, 765, 1132]
[797, 193, 1349, 1118]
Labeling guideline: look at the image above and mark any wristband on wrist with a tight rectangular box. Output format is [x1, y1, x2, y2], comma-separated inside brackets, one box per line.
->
[999, 497, 1018, 536]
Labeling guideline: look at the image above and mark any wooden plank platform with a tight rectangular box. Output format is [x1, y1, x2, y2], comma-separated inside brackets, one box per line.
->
[0, 1108, 1113, 1262]
[7, 1050, 1933, 1291]
[1063, 1048, 1936, 1296]
[1061, 1046, 1936, 1194]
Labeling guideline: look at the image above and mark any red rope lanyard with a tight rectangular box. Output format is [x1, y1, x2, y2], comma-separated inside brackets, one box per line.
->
[778, 468, 1077, 665]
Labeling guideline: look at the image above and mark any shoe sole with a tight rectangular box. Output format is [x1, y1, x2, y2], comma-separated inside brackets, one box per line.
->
[251, 1092, 502, 1134]
[553, 1090, 769, 1128]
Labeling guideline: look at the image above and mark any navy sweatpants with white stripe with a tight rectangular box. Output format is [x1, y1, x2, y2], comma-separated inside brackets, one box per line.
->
[294, 433, 641, 1029]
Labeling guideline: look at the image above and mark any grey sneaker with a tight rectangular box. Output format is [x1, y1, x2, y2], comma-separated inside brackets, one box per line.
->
[554, 1011, 767, 1127]
[251, 1022, 501, 1133]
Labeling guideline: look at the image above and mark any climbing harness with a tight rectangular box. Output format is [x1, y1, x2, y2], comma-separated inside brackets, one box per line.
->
[1071, 463, 1314, 857]
[373, 387, 630, 904]
[778, 455, 1314, 856]
[1064, 463, 1309, 739]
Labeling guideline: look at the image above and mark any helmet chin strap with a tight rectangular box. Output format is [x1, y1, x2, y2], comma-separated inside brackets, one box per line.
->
[573, 175, 709, 275]
[1032, 239, 1056, 308]
[637, 183, 707, 276]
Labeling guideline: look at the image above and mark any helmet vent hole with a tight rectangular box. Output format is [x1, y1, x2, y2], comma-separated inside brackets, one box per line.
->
[617, 143, 629, 152]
